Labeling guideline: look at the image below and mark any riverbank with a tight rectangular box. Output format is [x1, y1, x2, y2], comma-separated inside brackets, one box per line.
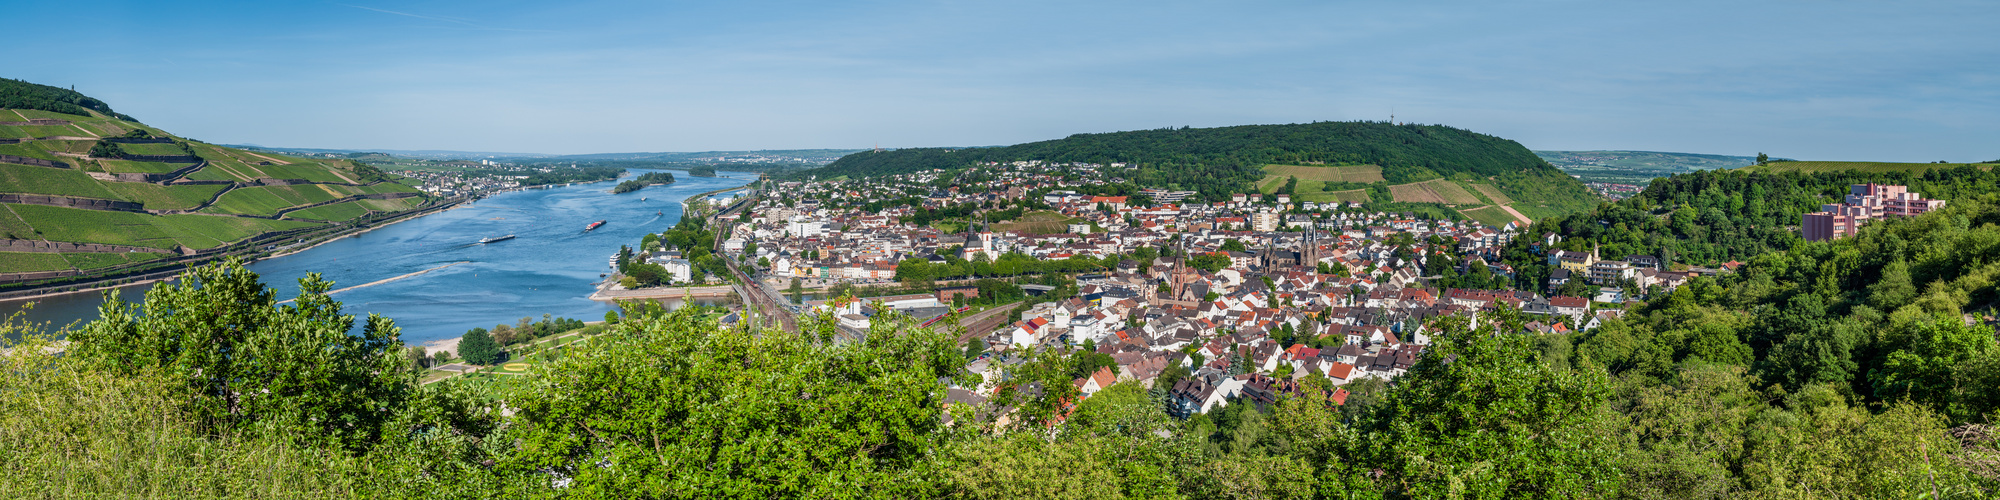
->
[266, 197, 470, 260]
[586, 276, 737, 301]
[0, 196, 470, 303]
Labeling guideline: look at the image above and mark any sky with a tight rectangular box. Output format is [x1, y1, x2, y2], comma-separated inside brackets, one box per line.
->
[8, 0, 1997, 161]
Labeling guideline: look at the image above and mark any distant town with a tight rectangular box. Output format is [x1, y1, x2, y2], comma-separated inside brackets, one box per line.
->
[686, 160, 1721, 417]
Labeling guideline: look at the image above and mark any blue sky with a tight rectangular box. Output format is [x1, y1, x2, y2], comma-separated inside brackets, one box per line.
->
[9, 1, 1997, 160]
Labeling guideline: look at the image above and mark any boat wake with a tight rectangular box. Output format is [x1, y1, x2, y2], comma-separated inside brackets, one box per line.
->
[277, 261, 471, 304]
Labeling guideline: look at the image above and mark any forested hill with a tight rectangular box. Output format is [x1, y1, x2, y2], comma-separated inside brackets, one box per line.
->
[802, 121, 1575, 199]
[0, 78, 136, 121]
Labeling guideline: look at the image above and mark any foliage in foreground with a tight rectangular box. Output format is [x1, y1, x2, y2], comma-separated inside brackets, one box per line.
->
[3, 256, 1998, 498]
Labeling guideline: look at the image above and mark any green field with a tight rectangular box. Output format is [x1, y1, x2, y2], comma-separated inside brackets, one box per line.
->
[1740, 161, 1997, 174]
[1468, 183, 1514, 205]
[358, 197, 423, 212]
[0, 125, 92, 139]
[0, 142, 66, 163]
[0, 252, 69, 272]
[1261, 164, 1385, 182]
[993, 210, 1078, 234]
[1457, 206, 1517, 227]
[152, 215, 322, 250]
[1389, 179, 1482, 205]
[98, 160, 188, 173]
[0, 164, 120, 199]
[6, 204, 180, 249]
[206, 186, 305, 216]
[102, 183, 226, 211]
[249, 161, 354, 183]
[116, 143, 189, 156]
[6, 203, 323, 250]
[285, 200, 371, 222]
[0, 207, 35, 239]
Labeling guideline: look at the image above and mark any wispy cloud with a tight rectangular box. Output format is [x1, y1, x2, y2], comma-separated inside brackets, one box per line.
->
[342, 4, 555, 33]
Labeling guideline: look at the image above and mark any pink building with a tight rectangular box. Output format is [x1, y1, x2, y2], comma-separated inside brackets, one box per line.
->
[1802, 184, 1945, 242]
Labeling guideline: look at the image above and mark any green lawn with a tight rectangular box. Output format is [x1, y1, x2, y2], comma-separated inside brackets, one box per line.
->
[102, 183, 226, 211]
[0, 164, 120, 199]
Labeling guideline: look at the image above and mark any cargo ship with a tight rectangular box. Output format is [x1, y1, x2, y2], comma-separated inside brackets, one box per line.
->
[478, 234, 515, 244]
[585, 220, 606, 231]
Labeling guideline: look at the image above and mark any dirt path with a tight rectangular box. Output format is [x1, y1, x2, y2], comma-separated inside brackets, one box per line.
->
[240, 151, 291, 165]
[1497, 204, 1533, 226]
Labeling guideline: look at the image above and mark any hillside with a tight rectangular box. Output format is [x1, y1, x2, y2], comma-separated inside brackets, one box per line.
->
[0, 79, 435, 288]
[1536, 150, 1763, 184]
[804, 121, 1598, 221]
[1740, 160, 1997, 174]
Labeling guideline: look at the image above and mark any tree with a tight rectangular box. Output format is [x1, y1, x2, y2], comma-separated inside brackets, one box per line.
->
[1755, 152, 1769, 166]
[504, 302, 964, 495]
[459, 327, 500, 365]
[1220, 239, 1247, 252]
[604, 310, 620, 324]
[68, 258, 419, 451]
[1337, 312, 1622, 497]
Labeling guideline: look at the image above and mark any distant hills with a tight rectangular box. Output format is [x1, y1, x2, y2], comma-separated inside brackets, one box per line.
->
[800, 121, 1600, 222]
[0, 78, 434, 287]
[1535, 150, 1768, 184]
[225, 146, 862, 164]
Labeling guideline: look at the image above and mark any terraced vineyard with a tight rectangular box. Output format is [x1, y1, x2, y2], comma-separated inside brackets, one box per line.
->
[0, 80, 439, 279]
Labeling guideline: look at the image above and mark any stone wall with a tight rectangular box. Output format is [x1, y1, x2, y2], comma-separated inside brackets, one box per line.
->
[103, 137, 173, 144]
[0, 194, 145, 212]
[0, 154, 70, 169]
[0, 119, 70, 126]
[114, 154, 201, 163]
[0, 238, 161, 254]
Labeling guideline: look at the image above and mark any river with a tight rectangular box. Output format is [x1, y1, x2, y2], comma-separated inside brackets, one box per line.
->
[0, 169, 750, 344]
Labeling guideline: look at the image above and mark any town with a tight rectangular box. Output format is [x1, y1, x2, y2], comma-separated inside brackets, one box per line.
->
[691, 160, 1722, 420]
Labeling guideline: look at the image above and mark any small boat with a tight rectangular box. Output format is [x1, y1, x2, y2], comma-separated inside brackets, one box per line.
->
[478, 234, 515, 244]
[586, 220, 606, 231]
[642, 197, 647, 201]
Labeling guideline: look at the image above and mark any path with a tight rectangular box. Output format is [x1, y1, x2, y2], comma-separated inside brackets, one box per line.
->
[240, 151, 291, 165]
[1497, 204, 1533, 226]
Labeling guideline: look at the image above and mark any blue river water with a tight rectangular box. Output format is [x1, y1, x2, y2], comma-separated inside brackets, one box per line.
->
[0, 169, 749, 343]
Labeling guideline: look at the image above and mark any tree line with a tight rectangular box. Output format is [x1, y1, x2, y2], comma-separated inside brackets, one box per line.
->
[798, 121, 1576, 202]
[0, 77, 137, 120]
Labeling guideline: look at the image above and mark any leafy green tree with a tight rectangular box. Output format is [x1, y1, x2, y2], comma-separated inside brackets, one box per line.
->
[502, 305, 964, 496]
[459, 327, 500, 365]
[1338, 311, 1622, 498]
[70, 258, 423, 451]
